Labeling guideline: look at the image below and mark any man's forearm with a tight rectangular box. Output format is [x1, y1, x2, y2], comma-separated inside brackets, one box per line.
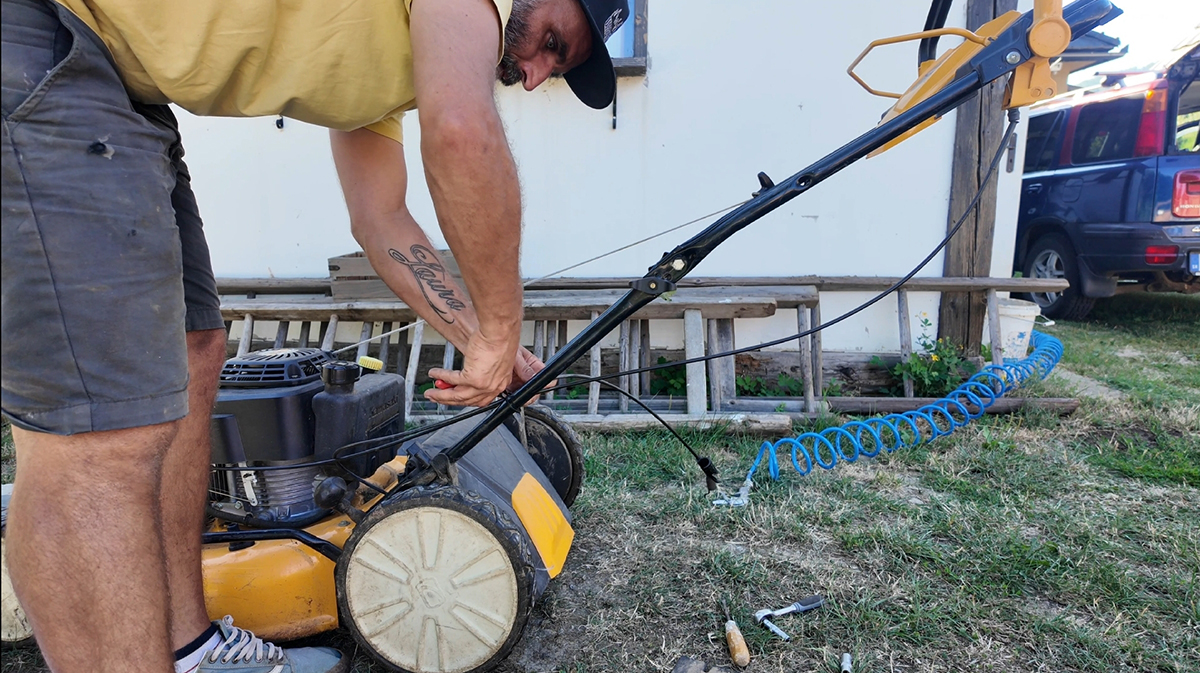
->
[420, 114, 523, 346]
[351, 209, 479, 351]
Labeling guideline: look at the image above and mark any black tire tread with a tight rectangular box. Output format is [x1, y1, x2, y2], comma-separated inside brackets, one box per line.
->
[520, 405, 586, 507]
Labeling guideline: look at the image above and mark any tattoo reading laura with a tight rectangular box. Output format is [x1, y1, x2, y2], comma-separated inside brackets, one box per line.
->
[389, 245, 467, 324]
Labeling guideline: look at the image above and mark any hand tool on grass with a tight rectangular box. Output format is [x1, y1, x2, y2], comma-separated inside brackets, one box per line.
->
[841, 653, 853, 673]
[720, 600, 750, 667]
[753, 595, 825, 641]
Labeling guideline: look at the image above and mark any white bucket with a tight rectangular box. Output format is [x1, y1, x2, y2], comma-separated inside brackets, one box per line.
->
[983, 298, 1045, 360]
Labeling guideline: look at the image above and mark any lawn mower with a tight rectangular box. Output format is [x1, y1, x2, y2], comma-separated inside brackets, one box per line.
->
[0, 1, 1121, 671]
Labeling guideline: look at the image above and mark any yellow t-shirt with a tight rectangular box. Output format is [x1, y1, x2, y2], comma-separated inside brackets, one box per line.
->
[54, 0, 512, 143]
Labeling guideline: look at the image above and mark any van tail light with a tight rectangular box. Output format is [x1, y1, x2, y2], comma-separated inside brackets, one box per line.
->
[1145, 246, 1179, 265]
[1174, 170, 1200, 218]
[1133, 87, 1167, 157]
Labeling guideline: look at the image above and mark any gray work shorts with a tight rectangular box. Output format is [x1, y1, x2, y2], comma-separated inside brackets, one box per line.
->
[1, 0, 224, 435]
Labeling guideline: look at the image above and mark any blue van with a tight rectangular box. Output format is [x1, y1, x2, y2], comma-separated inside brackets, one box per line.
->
[1015, 44, 1199, 319]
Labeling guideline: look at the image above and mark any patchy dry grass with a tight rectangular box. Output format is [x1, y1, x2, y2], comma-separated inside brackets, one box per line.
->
[2, 295, 1197, 673]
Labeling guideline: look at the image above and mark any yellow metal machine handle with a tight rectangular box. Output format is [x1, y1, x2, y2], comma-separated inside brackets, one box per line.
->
[847, 27, 992, 100]
[849, 0, 1073, 156]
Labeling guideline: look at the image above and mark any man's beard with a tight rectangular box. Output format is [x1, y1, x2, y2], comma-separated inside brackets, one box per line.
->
[497, 0, 537, 86]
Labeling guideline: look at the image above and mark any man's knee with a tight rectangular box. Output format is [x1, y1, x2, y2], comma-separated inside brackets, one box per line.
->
[188, 328, 227, 365]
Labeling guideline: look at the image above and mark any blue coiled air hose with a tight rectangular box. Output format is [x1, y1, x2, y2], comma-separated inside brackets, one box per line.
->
[731, 331, 1063, 492]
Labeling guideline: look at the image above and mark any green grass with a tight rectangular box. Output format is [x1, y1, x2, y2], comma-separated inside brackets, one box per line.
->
[2, 294, 1197, 673]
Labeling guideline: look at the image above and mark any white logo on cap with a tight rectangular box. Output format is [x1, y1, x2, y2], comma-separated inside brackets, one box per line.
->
[602, 9, 627, 42]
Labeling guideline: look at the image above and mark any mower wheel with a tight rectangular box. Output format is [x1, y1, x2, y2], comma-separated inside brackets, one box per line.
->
[515, 405, 585, 507]
[1, 529, 35, 647]
[336, 485, 534, 673]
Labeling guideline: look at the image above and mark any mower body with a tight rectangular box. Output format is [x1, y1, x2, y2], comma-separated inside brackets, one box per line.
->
[199, 347, 575, 653]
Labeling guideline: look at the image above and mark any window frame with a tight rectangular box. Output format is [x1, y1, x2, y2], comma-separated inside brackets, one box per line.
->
[1069, 94, 1145, 166]
[611, 0, 647, 77]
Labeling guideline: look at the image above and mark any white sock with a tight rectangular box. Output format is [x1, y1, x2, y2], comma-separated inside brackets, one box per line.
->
[174, 626, 222, 673]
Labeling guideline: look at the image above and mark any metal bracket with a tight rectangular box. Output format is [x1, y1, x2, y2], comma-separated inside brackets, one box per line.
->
[629, 277, 677, 296]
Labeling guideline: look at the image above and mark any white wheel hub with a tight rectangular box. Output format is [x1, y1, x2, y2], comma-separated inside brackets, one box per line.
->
[344, 507, 519, 673]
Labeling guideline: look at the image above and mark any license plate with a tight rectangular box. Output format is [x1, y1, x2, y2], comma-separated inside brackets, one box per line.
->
[1192, 252, 1200, 274]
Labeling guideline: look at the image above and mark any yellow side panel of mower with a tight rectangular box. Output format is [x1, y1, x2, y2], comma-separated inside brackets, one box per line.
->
[201, 516, 354, 641]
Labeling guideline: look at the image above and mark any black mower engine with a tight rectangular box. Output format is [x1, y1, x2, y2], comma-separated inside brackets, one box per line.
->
[207, 348, 404, 528]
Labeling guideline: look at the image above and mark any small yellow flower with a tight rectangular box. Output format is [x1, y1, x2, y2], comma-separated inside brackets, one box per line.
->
[931, 354, 940, 362]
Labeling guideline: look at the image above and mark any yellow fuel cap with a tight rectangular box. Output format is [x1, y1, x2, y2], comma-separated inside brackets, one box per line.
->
[357, 355, 383, 372]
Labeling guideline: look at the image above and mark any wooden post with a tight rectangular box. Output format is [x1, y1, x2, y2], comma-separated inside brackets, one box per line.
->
[628, 320, 641, 404]
[639, 320, 651, 395]
[797, 308, 816, 413]
[810, 302, 823, 397]
[707, 319, 735, 412]
[237, 315, 255, 357]
[544, 320, 559, 401]
[320, 314, 339, 351]
[356, 322, 373, 360]
[404, 322, 424, 420]
[273, 321, 289, 349]
[588, 311, 601, 415]
[938, 0, 1018, 355]
[617, 320, 630, 412]
[986, 289, 1004, 365]
[379, 321, 392, 371]
[684, 309, 707, 417]
[298, 322, 311, 348]
[533, 321, 545, 362]
[897, 289, 915, 398]
[438, 342, 456, 413]
[394, 322, 409, 376]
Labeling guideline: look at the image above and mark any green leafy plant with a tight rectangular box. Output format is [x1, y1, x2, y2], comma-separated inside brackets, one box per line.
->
[872, 317, 977, 397]
[736, 371, 806, 397]
[649, 356, 688, 397]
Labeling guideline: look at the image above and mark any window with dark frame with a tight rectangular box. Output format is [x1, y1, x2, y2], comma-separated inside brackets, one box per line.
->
[1070, 95, 1144, 165]
[1023, 111, 1066, 173]
[608, 0, 647, 76]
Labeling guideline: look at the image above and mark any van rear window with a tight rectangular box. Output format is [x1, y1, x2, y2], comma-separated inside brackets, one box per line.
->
[1071, 96, 1143, 164]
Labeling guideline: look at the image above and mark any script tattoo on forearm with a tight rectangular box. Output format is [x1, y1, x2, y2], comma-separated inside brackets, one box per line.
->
[389, 245, 467, 324]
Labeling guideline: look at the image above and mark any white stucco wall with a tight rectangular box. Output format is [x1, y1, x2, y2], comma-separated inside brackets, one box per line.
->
[181, 0, 1028, 354]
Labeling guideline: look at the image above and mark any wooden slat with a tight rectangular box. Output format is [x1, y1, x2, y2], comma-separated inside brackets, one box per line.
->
[810, 303, 823, 397]
[273, 321, 289, 349]
[356, 322, 373, 360]
[438, 342, 455, 413]
[545, 321, 559, 401]
[826, 396, 1078, 415]
[563, 412, 792, 435]
[628, 320, 641, 403]
[638, 319, 651, 395]
[532, 321, 545, 362]
[618, 320, 630, 413]
[320, 314, 339, 351]
[684, 309, 707, 417]
[403, 322, 425, 420]
[298, 322, 311, 348]
[897, 290, 915, 398]
[707, 319, 735, 412]
[797, 308, 816, 413]
[588, 311, 601, 415]
[237, 315, 254, 357]
[521, 276, 1067, 293]
[379, 322, 392, 371]
[216, 278, 331, 295]
[219, 275, 1068, 296]
[986, 289, 1004, 366]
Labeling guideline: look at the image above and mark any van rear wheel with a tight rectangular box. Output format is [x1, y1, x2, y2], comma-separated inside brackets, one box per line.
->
[1022, 234, 1095, 320]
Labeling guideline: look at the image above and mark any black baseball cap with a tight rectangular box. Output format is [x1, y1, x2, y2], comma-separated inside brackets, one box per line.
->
[565, 0, 630, 109]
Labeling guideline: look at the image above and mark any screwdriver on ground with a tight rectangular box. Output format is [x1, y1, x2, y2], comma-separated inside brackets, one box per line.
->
[720, 600, 750, 668]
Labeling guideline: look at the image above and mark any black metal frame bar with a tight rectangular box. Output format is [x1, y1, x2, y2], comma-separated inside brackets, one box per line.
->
[394, 0, 1119, 491]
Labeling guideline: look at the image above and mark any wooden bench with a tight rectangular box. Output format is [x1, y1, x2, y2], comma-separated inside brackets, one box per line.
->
[216, 276, 1067, 424]
[217, 286, 797, 420]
